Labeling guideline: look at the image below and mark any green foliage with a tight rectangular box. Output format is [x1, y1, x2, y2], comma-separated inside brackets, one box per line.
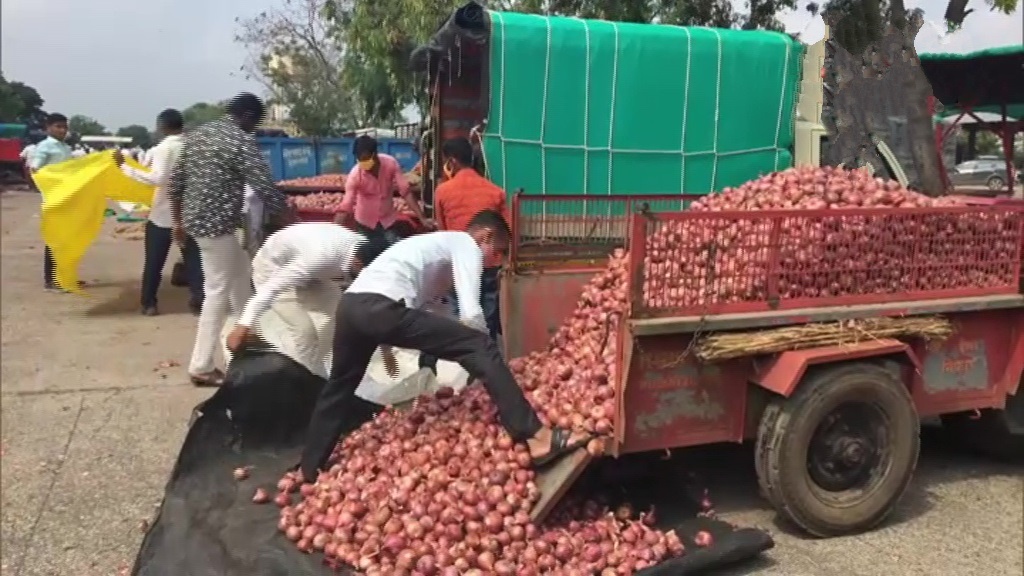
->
[181, 102, 225, 129]
[0, 74, 46, 125]
[327, 0, 797, 126]
[236, 0, 362, 135]
[69, 115, 107, 137]
[987, 0, 1020, 14]
[116, 124, 154, 147]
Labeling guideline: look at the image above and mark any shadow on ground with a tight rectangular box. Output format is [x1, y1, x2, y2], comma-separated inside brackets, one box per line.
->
[591, 423, 1021, 543]
[84, 280, 196, 317]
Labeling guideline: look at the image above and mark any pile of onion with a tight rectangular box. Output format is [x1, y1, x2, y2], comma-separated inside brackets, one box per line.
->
[287, 192, 346, 213]
[642, 166, 1018, 309]
[510, 249, 629, 441]
[278, 174, 348, 188]
[269, 384, 685, 575]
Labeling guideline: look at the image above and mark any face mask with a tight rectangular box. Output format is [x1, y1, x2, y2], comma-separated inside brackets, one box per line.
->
[358, 159, 375, 171]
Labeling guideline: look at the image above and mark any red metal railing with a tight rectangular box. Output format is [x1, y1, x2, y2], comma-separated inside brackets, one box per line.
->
[509, 193, 706, 268]
[628, 205, 1024, 318]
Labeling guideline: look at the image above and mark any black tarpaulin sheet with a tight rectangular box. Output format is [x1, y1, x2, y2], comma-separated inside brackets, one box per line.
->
[132, 351, 774, 576]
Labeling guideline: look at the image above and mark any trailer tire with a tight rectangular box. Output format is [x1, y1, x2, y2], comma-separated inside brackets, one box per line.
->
[940, 391, 1024, 463]
[755, 361, 920, 537]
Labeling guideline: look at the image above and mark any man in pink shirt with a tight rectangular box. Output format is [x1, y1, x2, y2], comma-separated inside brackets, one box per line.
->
[339, 135, 430, 243]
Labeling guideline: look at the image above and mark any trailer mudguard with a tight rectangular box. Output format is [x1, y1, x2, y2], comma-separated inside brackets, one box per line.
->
[752, 338, 921, 398]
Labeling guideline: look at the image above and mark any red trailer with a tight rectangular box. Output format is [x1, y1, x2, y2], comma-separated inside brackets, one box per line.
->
[511, 193, 1024, 536]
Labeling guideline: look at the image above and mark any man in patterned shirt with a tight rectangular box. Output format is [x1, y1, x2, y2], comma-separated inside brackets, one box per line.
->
[168, 92, 291, 387]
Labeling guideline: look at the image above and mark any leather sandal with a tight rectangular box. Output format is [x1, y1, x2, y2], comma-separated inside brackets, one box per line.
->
[530, 427, 591, 468]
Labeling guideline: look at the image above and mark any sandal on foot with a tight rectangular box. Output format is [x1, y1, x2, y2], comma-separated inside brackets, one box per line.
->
[530, 427, 591, 468]
[189, 369, 225, 387]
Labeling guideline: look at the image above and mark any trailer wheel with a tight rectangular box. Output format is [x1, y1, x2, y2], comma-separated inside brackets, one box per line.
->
[940, 390, 1024, 463]
[755, 362, 920, 537]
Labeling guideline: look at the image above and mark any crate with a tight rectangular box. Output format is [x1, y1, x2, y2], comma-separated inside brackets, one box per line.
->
[510, 194, 704, 268]
[628, 205, 1024, 317]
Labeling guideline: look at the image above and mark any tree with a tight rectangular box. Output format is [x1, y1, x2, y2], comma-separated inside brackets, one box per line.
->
[181, 101, 225, 129]
[69, 115, 108, 137]
[117, 124, 154, 148]
[0, 74, 46, 125]
[327, 0, 800, 119]
[235, 0, 363, 135]
[821, 0, 1020, 195]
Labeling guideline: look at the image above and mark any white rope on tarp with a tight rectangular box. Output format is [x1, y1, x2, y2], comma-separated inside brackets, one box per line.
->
[478, 11, 510, 198]
[772, 34, 792, 172]
[575, 16, 593, 218]
[481, 14, 798, 204]
[710, 28, 723, 192]
[678, 26, 693, 210]
[606, 21, 620, 221]
[537, 14, 553, 235]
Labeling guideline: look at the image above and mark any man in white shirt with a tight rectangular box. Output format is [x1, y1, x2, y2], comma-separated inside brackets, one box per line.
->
[224, 223, 389, 367]
[298, 210, 590, 482]
[19, 142, 37, 162]
[19, 142, 37, 191]
[115, 109, 205, 315]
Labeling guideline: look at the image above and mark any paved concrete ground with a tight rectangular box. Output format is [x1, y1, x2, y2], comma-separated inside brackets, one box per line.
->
[1, 189, 1021, 576]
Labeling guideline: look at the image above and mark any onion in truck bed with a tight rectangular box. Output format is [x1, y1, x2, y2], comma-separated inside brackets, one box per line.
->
[278, 174, 347, 188]
[511, 249, 629, 439]
[288, 192, 346, 212]
[643, 166, 1016, 309]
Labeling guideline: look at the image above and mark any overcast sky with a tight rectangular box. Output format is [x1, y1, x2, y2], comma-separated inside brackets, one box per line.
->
[2, 0, 1021, 130]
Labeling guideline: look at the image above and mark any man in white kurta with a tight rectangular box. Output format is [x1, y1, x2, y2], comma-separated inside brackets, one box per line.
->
[225, 223, 385, 377]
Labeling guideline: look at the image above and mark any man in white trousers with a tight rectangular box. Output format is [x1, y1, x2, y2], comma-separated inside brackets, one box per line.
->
[223, 223, 390, 374]
[168, 93, 291, 386]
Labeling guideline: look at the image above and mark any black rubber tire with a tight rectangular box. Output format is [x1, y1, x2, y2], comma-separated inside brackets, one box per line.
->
[755, 361, 920, 537]
[940, 390, 1024, 463]
[987, 176, 1005, 191]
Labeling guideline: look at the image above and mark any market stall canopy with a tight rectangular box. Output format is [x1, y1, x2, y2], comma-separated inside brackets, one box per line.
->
[919, 45, 1024, 112]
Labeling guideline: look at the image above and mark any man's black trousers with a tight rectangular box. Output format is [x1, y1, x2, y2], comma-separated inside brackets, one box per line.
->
[300, 293, 542, 480]
[142, 221, 204, 308]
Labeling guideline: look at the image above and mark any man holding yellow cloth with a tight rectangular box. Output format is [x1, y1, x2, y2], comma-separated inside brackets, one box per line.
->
[114, 109, 204, 316]
[29, 113, 75, 292]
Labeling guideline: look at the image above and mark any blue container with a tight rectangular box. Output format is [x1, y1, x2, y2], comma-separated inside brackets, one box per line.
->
[382, 140, 418, 172]
[258, 137, 420, 182]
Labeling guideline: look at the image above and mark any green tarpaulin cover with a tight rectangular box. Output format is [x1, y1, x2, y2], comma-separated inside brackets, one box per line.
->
[481, 11, 804, 206]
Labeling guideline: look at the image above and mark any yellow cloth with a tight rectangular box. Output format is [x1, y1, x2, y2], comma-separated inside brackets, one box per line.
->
[35, 152, 156, 293]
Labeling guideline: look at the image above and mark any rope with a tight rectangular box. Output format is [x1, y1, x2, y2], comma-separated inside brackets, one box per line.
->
[576, 17, 592, 217]
[537, 14, 553, 235]
[479, 137, 782, 158]
[677, 26, 693, 210]
[606, 21, 621, 220]
[488, 11, 508, 194]
[772, 34, 792, 171]
[709, 28, 722, 192]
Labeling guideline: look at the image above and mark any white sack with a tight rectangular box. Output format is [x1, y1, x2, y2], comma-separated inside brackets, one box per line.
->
[222, 293, 469, 406]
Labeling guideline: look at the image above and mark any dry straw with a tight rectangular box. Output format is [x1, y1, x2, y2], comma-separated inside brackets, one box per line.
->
[695, 316, 953, 361]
